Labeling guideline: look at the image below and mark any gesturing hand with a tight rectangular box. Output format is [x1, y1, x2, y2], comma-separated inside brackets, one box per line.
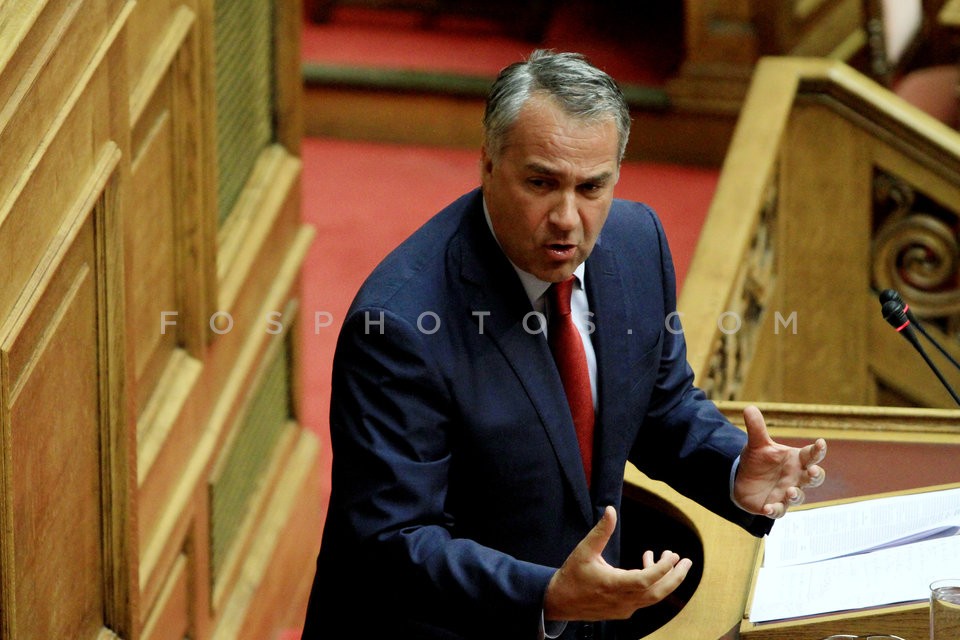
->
[733, 405, 827, 519]
[543, 506, 692, 622]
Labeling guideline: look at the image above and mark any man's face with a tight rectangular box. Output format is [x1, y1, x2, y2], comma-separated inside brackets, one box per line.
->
[481, 94, 620, 283]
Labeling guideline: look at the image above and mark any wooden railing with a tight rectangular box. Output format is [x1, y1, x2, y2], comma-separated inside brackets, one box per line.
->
[679, 56, 960, 408]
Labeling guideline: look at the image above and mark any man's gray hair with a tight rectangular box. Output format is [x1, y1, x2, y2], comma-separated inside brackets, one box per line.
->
[483, 49, 631, 162]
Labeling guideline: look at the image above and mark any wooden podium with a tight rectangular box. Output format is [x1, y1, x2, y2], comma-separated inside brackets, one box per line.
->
[625, 401, 960, 640]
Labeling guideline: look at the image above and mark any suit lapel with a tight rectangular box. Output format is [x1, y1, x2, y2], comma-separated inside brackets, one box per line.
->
[455, 199, 593, 525]
[584, 236, 636, 504]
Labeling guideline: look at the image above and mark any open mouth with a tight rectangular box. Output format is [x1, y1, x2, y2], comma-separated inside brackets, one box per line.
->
[546, 243, 577, 259]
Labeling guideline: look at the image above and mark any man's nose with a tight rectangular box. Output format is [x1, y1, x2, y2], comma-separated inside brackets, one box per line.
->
[549, 191, 579, 229]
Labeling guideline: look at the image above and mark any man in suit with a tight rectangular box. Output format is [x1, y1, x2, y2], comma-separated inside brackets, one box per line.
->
[302, 50, 826, 639]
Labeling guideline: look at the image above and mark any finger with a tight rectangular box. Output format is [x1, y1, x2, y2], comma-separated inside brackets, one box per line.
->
[583, 506, 617, 557]
[631, 551, 682, 585]
[763, 501, 786, 519]
[799, 438, 827, 468]
[743, 406, 775, 449]
[805, 466, 826, 488]
[639, 554, 692, 598]
[787, 487, 805, 506]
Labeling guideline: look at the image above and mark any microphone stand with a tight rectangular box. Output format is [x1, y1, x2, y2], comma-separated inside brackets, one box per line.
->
[880, 297, 960, 408]
[879, 289, 960, 373]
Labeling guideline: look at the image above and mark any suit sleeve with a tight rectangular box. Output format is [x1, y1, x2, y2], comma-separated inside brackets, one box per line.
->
[325, 306, 556, 632]
[626, 209, 772, 537]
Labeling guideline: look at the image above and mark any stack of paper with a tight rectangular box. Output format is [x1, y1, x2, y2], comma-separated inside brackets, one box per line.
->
[748, 487, 960, 623]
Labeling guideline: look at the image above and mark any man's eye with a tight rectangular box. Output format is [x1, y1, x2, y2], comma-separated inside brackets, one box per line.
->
[528, 178, 550, 189]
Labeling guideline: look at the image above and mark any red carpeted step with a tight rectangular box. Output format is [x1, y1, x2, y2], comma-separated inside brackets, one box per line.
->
[301, 3, 683, 87]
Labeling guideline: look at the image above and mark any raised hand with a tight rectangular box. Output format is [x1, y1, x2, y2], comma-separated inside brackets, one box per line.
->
[733, 405, 827, 519]
[544, 506, 692, 621]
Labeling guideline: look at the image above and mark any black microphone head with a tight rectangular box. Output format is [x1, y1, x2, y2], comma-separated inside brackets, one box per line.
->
[879, 289, 904, 306]
[881, 299, 909, 328]
[879, 288, 920, 323]
[882, 299, 923, 350]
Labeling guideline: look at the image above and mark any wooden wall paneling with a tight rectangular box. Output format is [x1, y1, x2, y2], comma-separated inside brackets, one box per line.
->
[5, 214, 105, 640]
[126, 10, 213, 628]
[216, 146, 302, 310]
[209, 336, 298, 609]
[169, 9, 213, 360]
[126, 2, 206, 414]
[129, 82, 183, 411]
[1, 1, 315, 636]
[126, 0, 184, 102]
[211, 427, 321, 640]
[669, 0, 761, 115]
[274, 0, 304, 153]
[0, 0, 105, 221]
[209, 284, 310, 611]
[137, 182, 313, 636]
[140, 554, 189, 640]
[0, 1, 119, 323]
[754, 0, 863, 57]
[204, 199, 316, 633]
[138, 407, 200, 621]
[0, 1, 136, 635]
[195, 0, 223, 330]
[0, 145, 126, 639]
[681, 0, 759, 70]
[0, 353, 7, 639]
[138, 441, 211, 637]
[125, 12, 222, 634]
[207, 306, 303, 597]
[670, 0, 864, 119]
[138, 491, 213, 640]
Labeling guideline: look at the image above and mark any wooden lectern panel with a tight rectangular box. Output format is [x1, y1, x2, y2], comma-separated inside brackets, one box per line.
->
[625, 464, 760, 640]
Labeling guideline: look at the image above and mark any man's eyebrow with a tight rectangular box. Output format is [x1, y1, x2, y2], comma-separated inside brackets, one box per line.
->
[582, 171, 615, 184]
[525, 162, 559, 176]
[524, 163, 615, 184]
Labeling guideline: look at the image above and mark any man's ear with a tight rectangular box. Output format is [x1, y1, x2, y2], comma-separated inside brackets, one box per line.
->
[479, 144, 493, 180]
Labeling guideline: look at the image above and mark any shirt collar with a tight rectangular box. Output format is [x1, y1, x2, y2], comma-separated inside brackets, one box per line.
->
[482, 197, 586, 307]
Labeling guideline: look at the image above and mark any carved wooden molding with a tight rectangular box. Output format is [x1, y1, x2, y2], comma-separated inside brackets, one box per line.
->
[703, 177, 779, 400]
[871, 168, 960, 334]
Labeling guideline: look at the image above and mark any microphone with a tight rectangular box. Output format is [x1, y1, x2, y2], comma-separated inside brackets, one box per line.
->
[879, 289, 960, 373]
[880, 299, 960, 407]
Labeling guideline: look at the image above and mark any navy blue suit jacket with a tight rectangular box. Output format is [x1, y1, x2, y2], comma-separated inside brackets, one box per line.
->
[302, 189, 770, 639]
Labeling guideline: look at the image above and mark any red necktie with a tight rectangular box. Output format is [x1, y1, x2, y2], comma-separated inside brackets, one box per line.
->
[547, 276, 595, 487]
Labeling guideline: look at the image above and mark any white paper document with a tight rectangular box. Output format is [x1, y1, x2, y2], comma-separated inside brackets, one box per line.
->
[750, 534, 960, 622]
[748, 487, 960, 624]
